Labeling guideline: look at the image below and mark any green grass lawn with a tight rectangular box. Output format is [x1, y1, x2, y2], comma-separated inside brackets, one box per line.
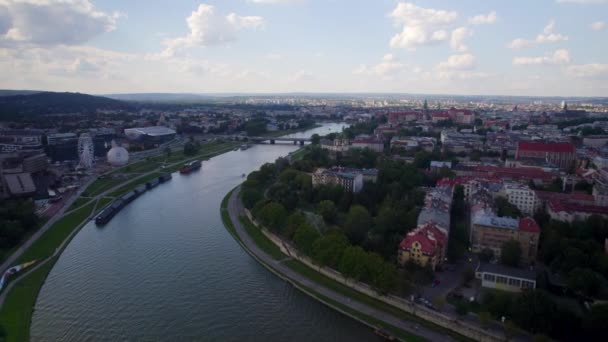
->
[66, 197, 93, 212]
[95, 197, 114, 214]
[0, 260, 56, 342]
[238, 216, 286, 260]
[83, 178, 124, 197]
[15, 202, 95, 265]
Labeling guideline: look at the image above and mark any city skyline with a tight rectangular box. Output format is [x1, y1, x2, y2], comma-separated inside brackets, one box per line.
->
[0, 0, 607, 96]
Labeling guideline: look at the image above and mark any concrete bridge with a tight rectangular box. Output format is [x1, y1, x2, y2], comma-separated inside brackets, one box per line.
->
[211, 135, 310, 145]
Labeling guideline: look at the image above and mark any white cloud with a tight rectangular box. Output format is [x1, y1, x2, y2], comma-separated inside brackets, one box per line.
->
[0, 0, 120, 46]
[266, 52, 283, 60]
[468, 11, 497, 25]
[437, 53, 476, 70]
[160, 4, 264, 57]
[512, 49, 571, 65]
[290, 70, 314, 81]
[565, 64, 608, 78]
[590, 21, 606, 30]
[508, 20, 568, 48]
[450, 27, 472, 52]
[353, 53, 405, 76]
[389, 2, 457, 49]
[556, 0, 608, 4]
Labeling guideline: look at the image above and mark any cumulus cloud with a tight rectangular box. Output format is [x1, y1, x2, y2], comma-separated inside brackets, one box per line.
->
[512, 49, 571, 65]
[160, 4, 264, 57]
[290, 70, 314, 81]
[508, 20, 568, 48]
[590, 21, 606, 30]
[450, 27, 472, 52]
[437, 53, 476, 70]
[565, 64, 608, 78]
[0, 0, 120, 46]
[389, 2, 457, 49]
[468, 11, 497, 25]
[353, 54, 405, 76]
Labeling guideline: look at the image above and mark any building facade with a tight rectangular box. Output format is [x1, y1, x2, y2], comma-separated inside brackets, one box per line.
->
[515, 141, 575, 170]
[312, 167, 364, 193]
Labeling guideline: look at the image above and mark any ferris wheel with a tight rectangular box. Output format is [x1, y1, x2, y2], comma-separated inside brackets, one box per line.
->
[78, 133, 95, 169]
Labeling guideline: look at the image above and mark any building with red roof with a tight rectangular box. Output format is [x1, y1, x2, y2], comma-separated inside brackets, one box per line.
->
[515, 141, 575, 170]
[448, 107, 475, 125]
[431, 111, 450, 123]
[388, 111, 422, 125]
[398, 222, 447, 270]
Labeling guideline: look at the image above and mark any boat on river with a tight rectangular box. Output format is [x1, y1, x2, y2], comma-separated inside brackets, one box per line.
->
[180, 160, 202, 174]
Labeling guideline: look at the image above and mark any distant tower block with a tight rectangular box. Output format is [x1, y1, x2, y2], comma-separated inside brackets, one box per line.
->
[78, 133, 94, 169]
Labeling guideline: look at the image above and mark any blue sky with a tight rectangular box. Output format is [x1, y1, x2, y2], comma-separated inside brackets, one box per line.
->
[0, 0, 607, 96]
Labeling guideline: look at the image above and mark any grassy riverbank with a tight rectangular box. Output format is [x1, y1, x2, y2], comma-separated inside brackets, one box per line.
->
[0, 141, 240, 342]
[220, 190, 461, 342]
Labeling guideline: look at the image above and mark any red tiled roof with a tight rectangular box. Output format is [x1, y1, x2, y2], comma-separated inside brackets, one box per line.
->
[518, 217, 540, 233]
[432, 111, 450, 118]
[517, 141, 574, 154]
[399, 223, 447, 255]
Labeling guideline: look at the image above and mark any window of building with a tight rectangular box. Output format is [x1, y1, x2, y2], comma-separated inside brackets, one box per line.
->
[484, 274, 495, 282]
[521, 281, 534, 289]
[508, 278, 521, 287]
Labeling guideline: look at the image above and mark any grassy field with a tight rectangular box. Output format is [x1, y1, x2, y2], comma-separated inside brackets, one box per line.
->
[0, 260, 56, 342]
[15, 202, 95, 265]
[66, 197, 93, 212]
[238, 216, 286, 260]
[83, 178, 124, 197]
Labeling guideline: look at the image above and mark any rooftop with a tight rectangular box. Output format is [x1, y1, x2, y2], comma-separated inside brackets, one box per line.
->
[124, 126, 176, 137]
[517, 141, 575, 154]
[477, 262, 536, 281]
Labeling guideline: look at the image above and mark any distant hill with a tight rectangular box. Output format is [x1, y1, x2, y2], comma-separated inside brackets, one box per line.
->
[105, 93, 216, 103]
[0, 91, 134, 120]
[0, 90, 42, 97]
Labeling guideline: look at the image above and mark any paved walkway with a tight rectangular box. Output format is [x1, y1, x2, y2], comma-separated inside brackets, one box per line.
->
[227, 186, 456, 342]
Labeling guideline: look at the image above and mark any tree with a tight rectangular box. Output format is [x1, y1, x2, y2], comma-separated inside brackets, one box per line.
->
[455, 301, 469, 316]
[462, 267, 475, 286]
[567, 268, 605, 297]
[583, 304, 608, 337]
[293, 224, 320, 256]
[164, 146, 171, 157]
[317, 200, 337, 223]
[241, 189, 263, 210]
[256, 202, 288, 233]
[183, 140, 200, 156]
[344, 205, 372, 244]
[312, 232, 350, 268]
[501, 240, 521, 267]
[495, 197, 522, 218]
[310, 133, 320, 145]
[339, 245, 367, 280]
[479, 248, 495, 263]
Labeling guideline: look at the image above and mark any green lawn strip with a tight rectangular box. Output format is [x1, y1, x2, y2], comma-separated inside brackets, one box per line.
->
[307, 289, 428, 342]
[84, 178, 124, 197]
[108, 172, 163, 198]
[238, 216, 286, 260]
[0, 260, 56, 342]
[220, 189, 238, 238]
[66, 197, 93, 212]
[289, 147, 310, 160]
[14, 202, 95, 265]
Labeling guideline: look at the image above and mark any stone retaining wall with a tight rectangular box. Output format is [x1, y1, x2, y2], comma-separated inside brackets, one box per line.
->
[244, 209, 505, 342]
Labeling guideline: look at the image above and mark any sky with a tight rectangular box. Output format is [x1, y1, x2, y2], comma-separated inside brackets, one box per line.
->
[0, 0, 607, 96]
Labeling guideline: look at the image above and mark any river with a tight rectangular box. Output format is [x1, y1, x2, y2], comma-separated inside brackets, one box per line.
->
[31, 123, 378, 341]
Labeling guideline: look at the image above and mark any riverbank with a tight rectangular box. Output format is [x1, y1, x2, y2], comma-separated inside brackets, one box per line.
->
[221, 186, 472, 342]
[0, 141, 240, 342]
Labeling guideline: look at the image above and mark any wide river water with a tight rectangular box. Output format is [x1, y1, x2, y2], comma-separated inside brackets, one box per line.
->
[31, 123, 378, 341]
